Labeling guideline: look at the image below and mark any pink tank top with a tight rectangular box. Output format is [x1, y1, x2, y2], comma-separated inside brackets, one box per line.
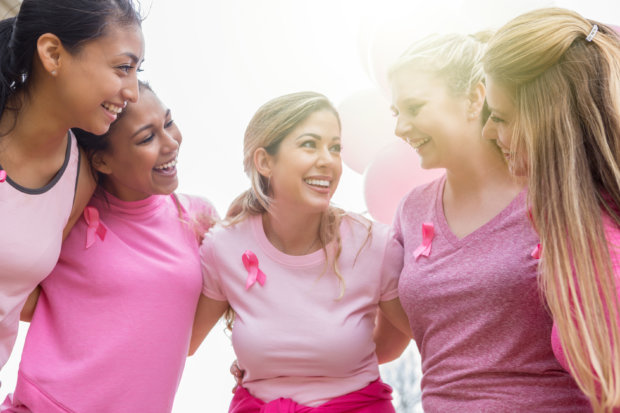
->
[0, 131, 79, 370]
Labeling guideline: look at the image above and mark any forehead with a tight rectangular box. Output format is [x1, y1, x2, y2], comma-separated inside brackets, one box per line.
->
[113, 89, 164, 131]
[390, 69, 448, 102]
[485, 76, 515, 115]
[78, 22, 144, 60]
[292, 109, 340, 134]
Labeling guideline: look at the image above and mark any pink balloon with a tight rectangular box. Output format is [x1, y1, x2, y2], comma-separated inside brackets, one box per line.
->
[363, 139, 444, 224]
[338, 89, 399, 174]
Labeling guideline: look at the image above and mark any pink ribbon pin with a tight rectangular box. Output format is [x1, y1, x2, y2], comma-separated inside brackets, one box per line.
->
[84, 206, 107, 248]
[413, 222, 434, 260]
[0, 170, 6, 182]
[242, 250, 266, 290]
[531, 243, 541, 259]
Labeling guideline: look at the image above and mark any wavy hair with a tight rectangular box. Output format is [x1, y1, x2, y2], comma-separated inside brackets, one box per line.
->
[484, 8, 620, 411]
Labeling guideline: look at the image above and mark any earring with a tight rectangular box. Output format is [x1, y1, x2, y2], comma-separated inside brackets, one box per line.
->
[51, 70, 57, 76]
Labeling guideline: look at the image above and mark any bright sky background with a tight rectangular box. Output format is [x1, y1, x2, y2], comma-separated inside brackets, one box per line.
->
[1, 0, 620, 411]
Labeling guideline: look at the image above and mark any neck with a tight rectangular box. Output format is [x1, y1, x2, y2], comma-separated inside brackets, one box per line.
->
[0, 85, 70, 157]
[444, 139, 524, 199]
[262, 205, 323, 256]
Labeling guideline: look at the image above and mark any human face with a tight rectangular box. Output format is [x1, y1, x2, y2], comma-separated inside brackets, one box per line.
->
[97, 88, 181, 201]
[57, 23, 144, 135]
[482, 76, 526, 176]
[265, 109, 342, 214]
[391, 69, 472, 170]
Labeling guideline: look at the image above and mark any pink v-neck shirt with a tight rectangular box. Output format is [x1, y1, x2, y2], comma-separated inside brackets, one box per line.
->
[8, 192, 216, 412]
[395, 177, 589, 412]
[201, 213, 403, 407]
[0, 132, 79, 371]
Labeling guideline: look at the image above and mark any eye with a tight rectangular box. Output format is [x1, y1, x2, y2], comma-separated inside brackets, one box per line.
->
[330, 143, 342, 153]
[300, 140, 316, 149]
[408, 104, 423, 116]
[490, 115, 504, 124]
[165, 119, 175, 128]
[138, 134, 154, 144]
[117, 64, 134, 74]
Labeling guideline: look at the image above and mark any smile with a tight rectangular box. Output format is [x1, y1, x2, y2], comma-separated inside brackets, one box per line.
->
[304, 178, 330, 188]
[407, 137, 431, 149]
[154, 158, 177, 171]
[101, 102, 125, 114]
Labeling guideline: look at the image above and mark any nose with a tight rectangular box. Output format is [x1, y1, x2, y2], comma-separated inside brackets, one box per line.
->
[394, 116, 410, 140]
[481, 118, 496, 141]
[316, 144, 338, 168]
[162, 129, 181, 153]
[122, 75, 140, 103]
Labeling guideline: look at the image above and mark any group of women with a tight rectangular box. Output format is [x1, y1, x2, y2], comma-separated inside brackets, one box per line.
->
[0, 0, 619, 412]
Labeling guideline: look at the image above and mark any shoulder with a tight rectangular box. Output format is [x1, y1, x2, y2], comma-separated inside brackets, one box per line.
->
[175, 193, 220, 219]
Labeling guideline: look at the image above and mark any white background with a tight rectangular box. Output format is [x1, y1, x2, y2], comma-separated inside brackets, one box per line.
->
[1, 1, 619, 411]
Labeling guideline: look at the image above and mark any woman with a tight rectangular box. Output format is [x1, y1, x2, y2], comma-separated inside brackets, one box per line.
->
[483, 8, 620, 411]
[2, 82, 218, 412]
[190, 91, 410, 412]
[376, 32, 589, 411]
[0, 0, 144, 372]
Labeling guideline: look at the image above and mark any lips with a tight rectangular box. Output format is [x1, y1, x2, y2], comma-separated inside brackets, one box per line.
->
[102, 102, 125, 115]
[304, 178, 330, 188]
[405, 136, 431, 149]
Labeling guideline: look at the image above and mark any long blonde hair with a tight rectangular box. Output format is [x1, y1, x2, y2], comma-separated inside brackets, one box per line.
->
[484, 8, 620, 411]
[227, 91, 369, 303]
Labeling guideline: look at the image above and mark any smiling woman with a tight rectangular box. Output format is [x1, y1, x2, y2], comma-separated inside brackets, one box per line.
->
[1, 82, 218, 412]
[0, 0, 143, 377]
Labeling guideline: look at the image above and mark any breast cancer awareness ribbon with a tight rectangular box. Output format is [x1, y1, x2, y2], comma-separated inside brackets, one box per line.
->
[413, 222, 434, 261]
[242, 250, 266, 290]
[0, 170, 6, 182]
[84, 206, 107, 248]
[531, 243, 541, 259]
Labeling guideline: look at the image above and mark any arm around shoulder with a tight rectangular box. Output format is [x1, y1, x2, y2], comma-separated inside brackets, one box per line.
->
[63, 149, 96, 240]
[189, 294, 229, 356]
[375, 298, 413, 364]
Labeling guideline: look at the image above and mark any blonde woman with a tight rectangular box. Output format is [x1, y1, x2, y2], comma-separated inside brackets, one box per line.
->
[190, 91, 411, 412]
[483, 8, 620, 412]
[375, 32, 589, 411]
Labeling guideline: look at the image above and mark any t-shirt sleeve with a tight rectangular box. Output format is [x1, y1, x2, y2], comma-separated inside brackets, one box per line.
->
[379, 227, 404, 302]
[200, 232, 226, 301]
[392, 195, 405, 247]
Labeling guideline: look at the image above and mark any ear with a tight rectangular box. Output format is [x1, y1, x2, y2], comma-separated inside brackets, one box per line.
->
[36, 33, 65, 76]
[91, 152, 113, 175]
[253, 147, 273, 179]
[467, 81, 486, 121]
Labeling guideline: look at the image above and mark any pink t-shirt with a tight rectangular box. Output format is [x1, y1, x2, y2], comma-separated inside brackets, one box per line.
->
[201, 213, 402, 407]
[551, 209, 620, 387]
[7, 191, 217, 412]
[395, 176, 589, 412]
[0, 132, 79, 371]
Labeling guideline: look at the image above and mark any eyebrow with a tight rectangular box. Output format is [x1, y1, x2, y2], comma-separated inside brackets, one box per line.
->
[487, 105, 506, 117]
[130, 109, 171, 138]
[121, 52, 143, 65]
[296, 133, 341, 141]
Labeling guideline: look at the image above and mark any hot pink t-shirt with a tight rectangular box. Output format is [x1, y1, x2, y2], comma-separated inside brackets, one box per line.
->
[395, 177, 589, 412]
[201, 213, 402, 407]
[0, 132, 79, 371]
[551, 209, 620, 392]
[7, 191, 217, 412]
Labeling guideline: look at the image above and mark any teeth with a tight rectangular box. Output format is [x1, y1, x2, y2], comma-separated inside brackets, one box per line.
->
[305, 178, 329, 188]
[154, 158, 177, 170]
[407, 137, 431, 149]
[102, 102, 124, 114]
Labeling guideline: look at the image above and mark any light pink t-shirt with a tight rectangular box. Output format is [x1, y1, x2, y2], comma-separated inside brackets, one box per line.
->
[0, 132, 79, 371]
[201, 213, 402, 407]
[395, 176, 589, 412]
[551, 209, 620, 386]
[8, 191, 217, 412]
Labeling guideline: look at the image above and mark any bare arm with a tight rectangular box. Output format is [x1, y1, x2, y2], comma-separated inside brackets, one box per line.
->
[189, 294, 229, 356]
[20, 286, 41, 322]
[374, 298, 412, 364]
[63, 149, 96, 240]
